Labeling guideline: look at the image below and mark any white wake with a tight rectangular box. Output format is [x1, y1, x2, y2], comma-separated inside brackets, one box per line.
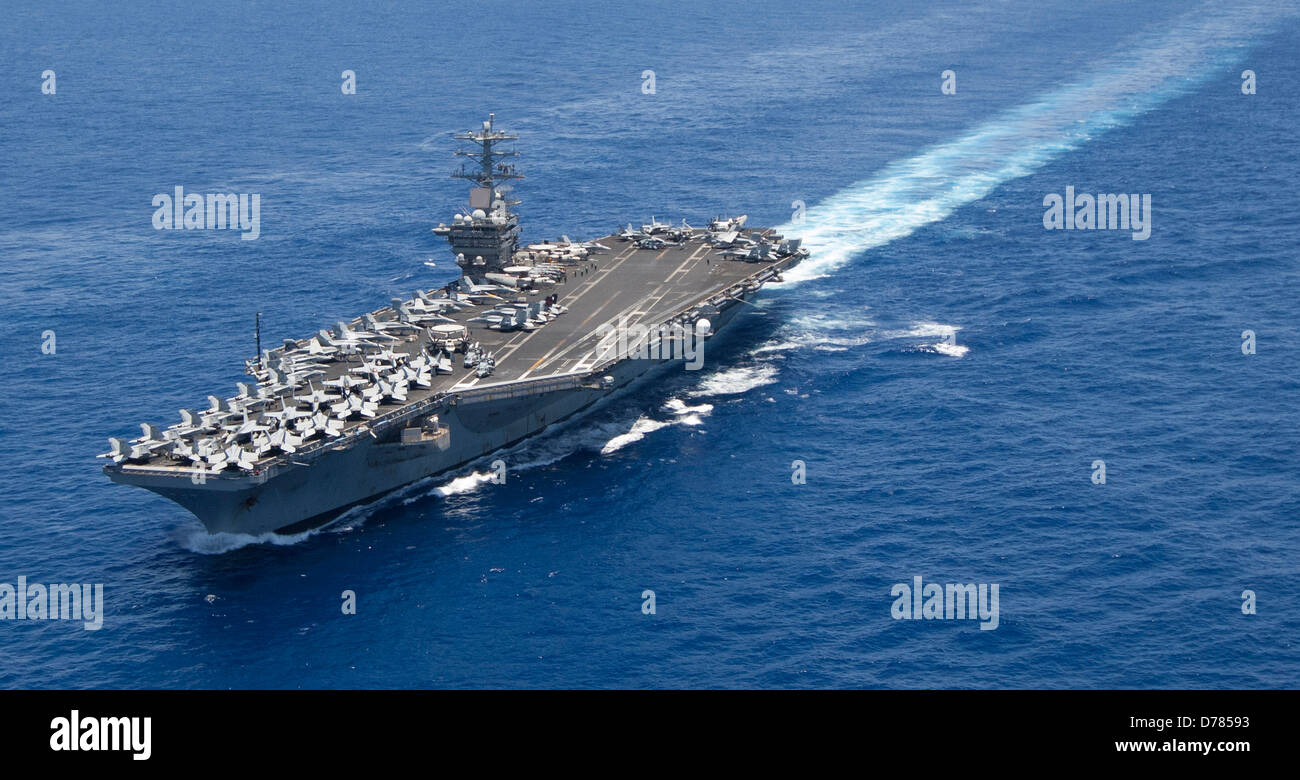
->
[776, 6, 1280, 283]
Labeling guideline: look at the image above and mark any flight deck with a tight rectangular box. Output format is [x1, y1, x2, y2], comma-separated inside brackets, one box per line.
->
[115, 229, 798, 474]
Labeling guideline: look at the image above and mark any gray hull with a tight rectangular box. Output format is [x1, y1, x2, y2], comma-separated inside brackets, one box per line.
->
[109, 301, 747, 535]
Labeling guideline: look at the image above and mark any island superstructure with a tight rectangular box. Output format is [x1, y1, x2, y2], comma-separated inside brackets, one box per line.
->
[101, 115, 807, 535]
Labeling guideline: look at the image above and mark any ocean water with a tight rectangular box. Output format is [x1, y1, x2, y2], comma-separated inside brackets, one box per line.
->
[0, 0, 1297, 688]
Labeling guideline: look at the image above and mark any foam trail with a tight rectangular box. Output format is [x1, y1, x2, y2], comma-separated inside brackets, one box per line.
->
[661, 398, 713, 427]
[776, 6, 1284, 282]
[426, 472, 497, 498]
[178, 523, 345, 554]
[900, 322, 968, 358]
[601, 417, 672, 455]
[687, 364, 781, 397]
[601, 399, 714, 454]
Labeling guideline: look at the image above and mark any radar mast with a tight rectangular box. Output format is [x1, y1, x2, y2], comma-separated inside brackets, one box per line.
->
[433, 113, 524, 276]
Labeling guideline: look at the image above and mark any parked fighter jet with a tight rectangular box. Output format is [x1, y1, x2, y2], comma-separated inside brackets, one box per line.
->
[330, 392, 378, 420]
[295, 411, 345, 439]
[616, 223, 648, 242]
[317, 329, 380, 356]
[396, 291, 464, 316]
[708, 214, 748, 232]
[364, 312, 421, 335]
[283, 336, 342, 362]
[559, 235, 610, 253]
[220, 442, 258, 471]
[257, 367, 301, 396]
[364, 348, 408, 365]
[641, 216, 671, 235]
[169, 438, 200, 464]
[336, 320, 398, 344]
[222, 411, 272, 439]
[665, 224, 695, 243]
[294, 382, 342, 410]
[456, 277, 516, 297]
[637, 235, 683, 250]
[322, 374, 368, 391]
[265, 426, 304, 454]
[370, 378, 408, 403]
[173, 409, 211, 438]
[232, 382, 274, 411]
[525, 235, 608, 262]
[201, 395, 240, 427]
[468, 307, 526, 331]
[396, 359, 435, 388]
[100, 433, 168, 463]
[263, 398, 312, 424]
[721, 236, 774, 262]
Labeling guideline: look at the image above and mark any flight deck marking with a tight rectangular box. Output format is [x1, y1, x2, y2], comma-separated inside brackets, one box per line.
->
[519, 294, 622, 378]
[505, 243, 649, 374]
[537, 286, 673, 370]
[544, 242, 730, 369]
[484, 243, 750, 381]
[665, 252, 698, 281]
[489, 245, 642, 369]
[470, 238, 745, 380]
[527, 288, 658, 374]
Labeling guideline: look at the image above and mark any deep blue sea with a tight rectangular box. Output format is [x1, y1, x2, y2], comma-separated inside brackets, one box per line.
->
[0, 0, 1297, 688]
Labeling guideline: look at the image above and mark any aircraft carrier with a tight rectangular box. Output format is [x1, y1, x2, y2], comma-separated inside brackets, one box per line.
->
[101, 115, 807, 535]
